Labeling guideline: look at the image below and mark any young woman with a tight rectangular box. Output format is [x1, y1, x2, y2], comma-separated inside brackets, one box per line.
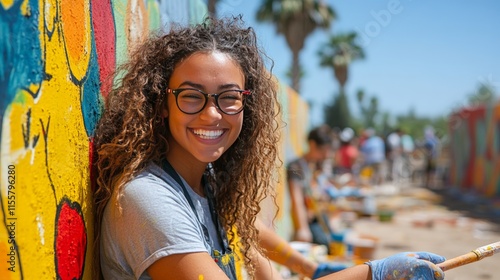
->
[93, 16, 446, 280]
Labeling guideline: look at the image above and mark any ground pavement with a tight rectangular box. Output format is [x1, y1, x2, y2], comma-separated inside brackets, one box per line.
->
[353, 182, 500, 280]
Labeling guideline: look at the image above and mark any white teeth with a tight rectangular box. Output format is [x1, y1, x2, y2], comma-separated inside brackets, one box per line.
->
[193, 129, 224, 139]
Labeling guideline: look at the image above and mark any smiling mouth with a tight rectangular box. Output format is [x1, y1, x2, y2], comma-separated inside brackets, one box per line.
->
[192, 129, 224, 140]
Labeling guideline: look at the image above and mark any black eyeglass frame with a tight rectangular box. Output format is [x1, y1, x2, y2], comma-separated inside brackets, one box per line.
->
[167, 88, 251, 115]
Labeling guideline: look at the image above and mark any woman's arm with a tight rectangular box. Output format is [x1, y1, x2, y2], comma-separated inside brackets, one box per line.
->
[256, 219, 317, 278]
[147, 252, 230, 280]
[257, 219, 373, 279]
[288, 178, 313, 242]
[318, 264, 371, 280]
[253, 245, 285, 280]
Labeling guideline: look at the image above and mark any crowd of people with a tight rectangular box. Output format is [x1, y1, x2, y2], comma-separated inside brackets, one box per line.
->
[327, 125, 442, 189]
[285, 124, 445, 276]
[92, 16, 448, 280]
[287, 123, 443, 200]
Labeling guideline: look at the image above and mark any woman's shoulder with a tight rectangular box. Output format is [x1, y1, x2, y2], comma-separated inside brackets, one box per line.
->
[121, 162, 181, 198]
[287, 157, 306, 169]
[108, 162, 191, 220]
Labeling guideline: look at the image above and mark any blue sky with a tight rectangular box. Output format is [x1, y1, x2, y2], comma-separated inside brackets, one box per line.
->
[216, 0, 500, 125]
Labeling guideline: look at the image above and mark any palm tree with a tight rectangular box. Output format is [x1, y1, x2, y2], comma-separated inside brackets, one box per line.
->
[324, 89, 351, 129]
[208, 0, 217, 17]
[256, 0, 336, 93]
[356, 89, 379, 129]
[318, 31, 365, 94]
[467, 82, 496, 106]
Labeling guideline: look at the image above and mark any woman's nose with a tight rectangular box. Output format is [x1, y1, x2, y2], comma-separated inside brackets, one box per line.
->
[199, 98, 223, 120]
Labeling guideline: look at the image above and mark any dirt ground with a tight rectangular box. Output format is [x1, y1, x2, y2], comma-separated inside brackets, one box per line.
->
[353, 182, 500, 280]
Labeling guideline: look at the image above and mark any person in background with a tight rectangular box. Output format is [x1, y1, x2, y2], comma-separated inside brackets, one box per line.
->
[385, 128, 403, 182]
[400, 130, 415, 156]
[287, 126, 445, 280]
[287, 125, 336, 251]
[359, 128, 386, 186]
[334, 127, 359, 177]
[333, 127, 376, 217]
[423, 126, 440, 188]
[400, 129, 415, 180]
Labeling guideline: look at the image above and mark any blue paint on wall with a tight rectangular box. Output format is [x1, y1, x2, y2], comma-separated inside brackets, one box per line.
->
[81, 37, 103, 137]
[0, 0, 43, 141]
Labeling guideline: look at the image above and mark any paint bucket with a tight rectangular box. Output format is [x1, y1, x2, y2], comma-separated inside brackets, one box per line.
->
[345, 233, 378, 264]
[329, 232, 347, 258]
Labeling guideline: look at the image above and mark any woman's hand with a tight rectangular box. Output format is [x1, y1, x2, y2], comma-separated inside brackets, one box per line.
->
[367, 252, 446, 280]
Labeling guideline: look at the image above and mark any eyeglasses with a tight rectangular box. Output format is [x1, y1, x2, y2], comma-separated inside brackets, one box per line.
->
[167, 88, 251, 115]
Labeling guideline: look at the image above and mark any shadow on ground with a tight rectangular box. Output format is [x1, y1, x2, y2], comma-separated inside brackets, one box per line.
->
[430, 186, 500, 230]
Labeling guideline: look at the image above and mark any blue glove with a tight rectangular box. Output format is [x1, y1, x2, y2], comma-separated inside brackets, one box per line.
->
[312, 262, 348, 279]
[367, 252, 446, 280]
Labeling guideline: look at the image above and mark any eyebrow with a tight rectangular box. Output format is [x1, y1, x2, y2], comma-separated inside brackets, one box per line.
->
[177, 81, 243, 91]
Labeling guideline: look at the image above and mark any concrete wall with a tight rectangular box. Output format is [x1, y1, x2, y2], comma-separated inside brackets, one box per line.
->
[0, 0, 309, 278]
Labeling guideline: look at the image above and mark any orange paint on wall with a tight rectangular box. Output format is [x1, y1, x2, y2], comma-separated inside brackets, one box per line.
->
[0, 242, 16, 280]
[473, 157, 485, 190]
[60, 0, 91, 82]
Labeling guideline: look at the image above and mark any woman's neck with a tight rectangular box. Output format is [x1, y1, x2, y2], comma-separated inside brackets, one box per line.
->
[166, 155, 207, 196]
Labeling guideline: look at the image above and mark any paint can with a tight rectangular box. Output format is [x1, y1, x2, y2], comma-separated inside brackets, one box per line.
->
[345, 233, 378, 264]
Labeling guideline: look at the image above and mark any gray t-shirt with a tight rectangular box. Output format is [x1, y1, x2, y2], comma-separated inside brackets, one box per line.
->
[100, 163, 222, 279]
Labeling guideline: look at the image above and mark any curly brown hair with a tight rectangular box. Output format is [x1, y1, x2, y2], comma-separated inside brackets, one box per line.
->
[93, 16, 281, 278]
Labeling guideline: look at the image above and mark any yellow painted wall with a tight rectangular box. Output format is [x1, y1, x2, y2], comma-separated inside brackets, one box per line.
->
[0, 0, 207, 278]
[259, 79, 310, 240]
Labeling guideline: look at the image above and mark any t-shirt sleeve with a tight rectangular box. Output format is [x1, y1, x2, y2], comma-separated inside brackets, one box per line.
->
[287, 160, 304, 182]
[105, 172, 208, 279]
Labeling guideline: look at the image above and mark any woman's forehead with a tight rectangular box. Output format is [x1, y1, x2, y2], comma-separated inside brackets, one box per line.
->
[170, 52, 245, 88]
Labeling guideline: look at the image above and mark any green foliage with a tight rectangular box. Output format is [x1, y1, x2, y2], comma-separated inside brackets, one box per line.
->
[332, 88, 450, 141]
[318, 32, 365, 68]
[467, 82, 496, 106]
[256, 0, 336, 92]
[255, 0, 494, 141]
[394, 113, 448, 140]
[356, 89, 378, 129]
[256, 0, 336, 34]
[317, 31, 365, 91]
[324, 92, 351, 129]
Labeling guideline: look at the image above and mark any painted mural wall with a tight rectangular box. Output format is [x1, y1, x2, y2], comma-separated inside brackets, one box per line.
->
[261, 80, 309, 240]
[0, 0, 207, 279]
[0, 0, 310, 278]
[448, 103, 500, 198]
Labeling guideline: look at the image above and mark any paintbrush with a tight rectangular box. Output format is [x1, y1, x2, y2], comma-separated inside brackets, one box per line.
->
[437, 241, 500, 271]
